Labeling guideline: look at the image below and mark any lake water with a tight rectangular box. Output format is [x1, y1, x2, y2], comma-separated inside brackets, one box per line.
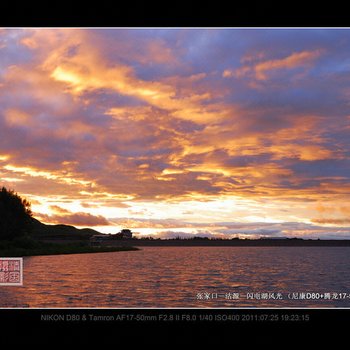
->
[1, 247, 350, 308]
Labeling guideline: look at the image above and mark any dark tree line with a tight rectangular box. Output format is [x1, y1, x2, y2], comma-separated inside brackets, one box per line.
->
[0, 187, 33, 240]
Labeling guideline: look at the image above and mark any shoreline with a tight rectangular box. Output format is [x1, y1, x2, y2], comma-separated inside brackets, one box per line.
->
[2, 238, 350, 258]
[95, 239, 350, 247]
[0, 245, 139, 257]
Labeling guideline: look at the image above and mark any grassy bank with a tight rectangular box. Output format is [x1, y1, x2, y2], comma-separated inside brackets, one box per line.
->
[0, 236, 139, 257]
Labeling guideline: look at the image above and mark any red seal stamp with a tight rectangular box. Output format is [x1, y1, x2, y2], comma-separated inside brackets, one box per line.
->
[0, 258, 23, 286]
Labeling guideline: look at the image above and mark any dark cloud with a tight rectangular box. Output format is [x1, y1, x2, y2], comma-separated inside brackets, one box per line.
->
[108, 217, 205, 229]
[153, 221, 350, 239]
[35, 206, 110, 226]
[37, 212, 110, 227]
[312, 218, 350, 225]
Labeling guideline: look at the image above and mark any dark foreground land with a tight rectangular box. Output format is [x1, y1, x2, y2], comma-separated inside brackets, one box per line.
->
[0, 239, 139, 257]
[0, 243, 139, 259]
[0, 217, 140, 257]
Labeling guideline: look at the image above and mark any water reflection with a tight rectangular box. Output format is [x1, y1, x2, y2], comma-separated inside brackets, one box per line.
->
[0, 247, 350, 307]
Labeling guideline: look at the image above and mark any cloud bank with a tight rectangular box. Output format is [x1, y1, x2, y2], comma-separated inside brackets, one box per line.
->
[1, 28, 350, 238]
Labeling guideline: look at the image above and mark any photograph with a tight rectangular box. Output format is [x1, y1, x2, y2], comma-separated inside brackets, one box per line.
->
[1, 26, 350, 341]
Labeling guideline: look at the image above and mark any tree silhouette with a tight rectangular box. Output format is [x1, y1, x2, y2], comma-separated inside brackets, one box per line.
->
[0, 187, 33, 240]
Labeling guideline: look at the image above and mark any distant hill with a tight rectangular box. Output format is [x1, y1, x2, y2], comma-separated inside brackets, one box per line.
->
[30, 217, 101, 241]
[0, 186, 101, 242]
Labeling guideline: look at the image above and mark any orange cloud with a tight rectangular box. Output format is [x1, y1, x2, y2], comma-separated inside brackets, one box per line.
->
[254, 50, 322, 80]
[230, 50, 323, 81]
[20, 36, 39, 49]
[269, 144, 334, 161]
[0, 154, 10, 161]
[222, 69, 234, 78]
[315, 203, 350, 216]
[49, 205, 71, 214]
[312, 218, 350, 225]
[36, 206, 110, 226]
[4, 109, 31, 126]
[142, 40, 178, 65]
[3, 164, 92, 187]
[312, 201, 350, 226]
[25, 30, 225, 124]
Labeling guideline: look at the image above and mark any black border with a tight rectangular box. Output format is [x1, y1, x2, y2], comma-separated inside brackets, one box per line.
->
[1, 0, 350, 344]
[0, 308, 348, 344]
[1, 1, 349, 27]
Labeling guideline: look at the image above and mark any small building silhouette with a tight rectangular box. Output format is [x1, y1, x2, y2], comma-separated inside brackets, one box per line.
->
[120, 229, 133, 239]
[90, 234, 112, 246]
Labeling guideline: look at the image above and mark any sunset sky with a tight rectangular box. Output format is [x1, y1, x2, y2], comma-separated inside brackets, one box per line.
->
[1, 28, 350, 239]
